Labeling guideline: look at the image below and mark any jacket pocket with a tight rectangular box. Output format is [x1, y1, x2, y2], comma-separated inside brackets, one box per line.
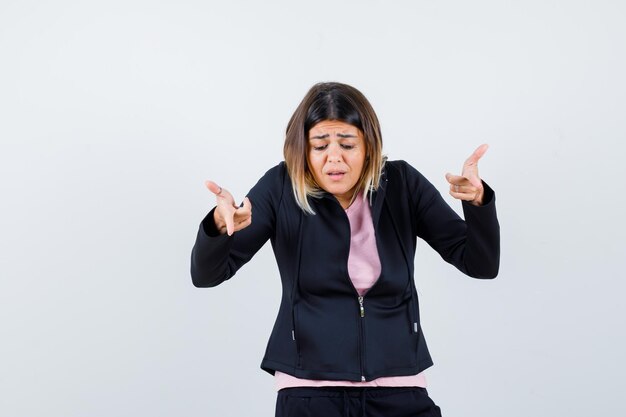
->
[364, 300, 419, 373]
[296, 300, 361, 374]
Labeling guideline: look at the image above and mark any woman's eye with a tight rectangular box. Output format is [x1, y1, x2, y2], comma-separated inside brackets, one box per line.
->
[341, 144, 354, 150]
[313, 145, 327, 151]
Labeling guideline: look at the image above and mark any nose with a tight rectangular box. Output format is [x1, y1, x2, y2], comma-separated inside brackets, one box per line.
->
[327, 144, 343, 163]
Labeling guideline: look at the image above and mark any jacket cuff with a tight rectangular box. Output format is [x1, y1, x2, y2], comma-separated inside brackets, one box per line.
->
[191, 208, 234, 287]
[201, 207, 223, 237]
[460, 180, 500, 278]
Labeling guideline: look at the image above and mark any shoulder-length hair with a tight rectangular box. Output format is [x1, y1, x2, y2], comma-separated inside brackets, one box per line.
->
[283, 82, 386, 214]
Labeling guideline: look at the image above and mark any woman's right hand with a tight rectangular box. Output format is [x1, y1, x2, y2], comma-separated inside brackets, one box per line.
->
[204, 180, 252, 236]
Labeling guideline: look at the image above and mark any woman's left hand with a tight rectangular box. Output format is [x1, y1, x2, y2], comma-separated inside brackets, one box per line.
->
[445, 144, 489, 206]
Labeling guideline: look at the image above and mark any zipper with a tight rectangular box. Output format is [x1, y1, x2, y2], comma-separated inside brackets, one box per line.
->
[357, 295, 366, 381]
[358, 296, 365, 317]
[337, 200, 368, 382]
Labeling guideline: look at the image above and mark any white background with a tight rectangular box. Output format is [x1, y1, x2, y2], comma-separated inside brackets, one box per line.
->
[1, 1, 625, 416]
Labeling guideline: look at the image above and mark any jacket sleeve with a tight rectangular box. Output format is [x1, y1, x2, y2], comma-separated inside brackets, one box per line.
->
[403, 161, 500, 279]
[190, 163, 284, 287]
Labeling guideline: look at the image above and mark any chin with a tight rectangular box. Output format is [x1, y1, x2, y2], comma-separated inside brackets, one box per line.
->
[323, 184, 353, 196]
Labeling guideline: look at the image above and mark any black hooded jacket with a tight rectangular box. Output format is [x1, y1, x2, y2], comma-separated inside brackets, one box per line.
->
[190, 160, 500, 382]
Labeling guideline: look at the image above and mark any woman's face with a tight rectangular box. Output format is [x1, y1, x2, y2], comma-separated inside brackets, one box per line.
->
[307, 120, 366, 209]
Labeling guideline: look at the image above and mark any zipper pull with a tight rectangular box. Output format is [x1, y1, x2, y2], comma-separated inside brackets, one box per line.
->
[358, 296, 365, 317]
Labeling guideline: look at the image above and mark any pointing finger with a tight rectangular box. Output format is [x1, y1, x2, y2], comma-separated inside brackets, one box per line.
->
[465, 143, 489, 165]
[206, 180, 237, 207]
[205, 180, 223, 196]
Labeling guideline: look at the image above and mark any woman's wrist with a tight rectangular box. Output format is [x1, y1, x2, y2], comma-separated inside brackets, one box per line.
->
[470, 188, 484, 206]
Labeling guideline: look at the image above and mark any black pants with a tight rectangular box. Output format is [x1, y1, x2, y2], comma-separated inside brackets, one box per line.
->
[276, 386, 442, 417]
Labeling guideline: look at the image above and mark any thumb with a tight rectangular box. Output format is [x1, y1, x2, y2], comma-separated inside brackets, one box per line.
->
[205, 180, 222, 195]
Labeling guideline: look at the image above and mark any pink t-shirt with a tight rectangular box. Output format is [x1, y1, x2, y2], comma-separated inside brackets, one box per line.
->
[275, 193, 427, 390]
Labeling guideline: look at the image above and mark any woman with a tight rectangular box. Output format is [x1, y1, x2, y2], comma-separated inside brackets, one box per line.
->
[191, 82, 500, 417]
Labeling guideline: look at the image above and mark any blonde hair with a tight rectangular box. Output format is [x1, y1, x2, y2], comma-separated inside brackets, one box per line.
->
[283, 82, 386, 214]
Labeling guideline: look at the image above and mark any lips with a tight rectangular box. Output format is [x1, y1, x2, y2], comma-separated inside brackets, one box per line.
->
[327, 171, 346, 181]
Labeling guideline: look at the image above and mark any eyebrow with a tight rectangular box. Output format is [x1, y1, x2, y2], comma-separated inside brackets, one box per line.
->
[309, 133, 358, 140]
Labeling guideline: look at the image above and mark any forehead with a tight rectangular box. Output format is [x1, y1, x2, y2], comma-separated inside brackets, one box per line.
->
[308, 120, 360, 135]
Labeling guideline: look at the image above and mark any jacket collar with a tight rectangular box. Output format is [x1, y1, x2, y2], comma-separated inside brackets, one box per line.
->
[370, 166, 388, 227]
